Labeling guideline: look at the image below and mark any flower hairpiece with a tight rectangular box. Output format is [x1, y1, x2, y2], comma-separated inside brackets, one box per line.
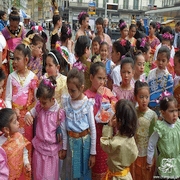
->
[140, 38, 146, 48]
[73, 61, 86, 72]
[67, 27, 71, 36]
[162, 32, 174, 40]
[78, 11, 87, 21]
[31, 25, 43, 35]
[156, 90, 171, 103]
[119, 22, 126, 29]
[156, 22, 161, 29]
[22, 37, 31, 49]
[120, 39, 127, 46]
[42, 78, 56, 89]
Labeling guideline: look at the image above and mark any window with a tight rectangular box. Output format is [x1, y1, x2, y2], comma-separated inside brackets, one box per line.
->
[133, 0, 139, 9]
[123, 0, 129, 9]
[113, 0, 118, 3]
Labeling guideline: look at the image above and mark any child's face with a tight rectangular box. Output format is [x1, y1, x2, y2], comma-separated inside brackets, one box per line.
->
[135, 87, 149, 112]
[129, 27, 136, 37]
[0, 80, 4, 97]
[45, 56, 59, 76]
[111, 47, 120, 65]
[85, 47, 91, 59]
[90, 68, 106, 91]
[67, 80, 84, 101]
[134, 55, 145, 77]
[149, 25, 155, 35]
[143, 47, 151, 62]
[92, 41, 100, 55]
[121, 27, 129, 38]
[156, 52, 169, 70]
[174, 57, 180, 76]
[100, 45, 108, 61]
[82, 17, 89, 29]
[9, 113, 19, 135]
[120, 63, 134, 86]
[161, 101, 178, 124]
[31, 41, 43, 58]
[162, 40, 171, 49]
[39, 97, 55, 111]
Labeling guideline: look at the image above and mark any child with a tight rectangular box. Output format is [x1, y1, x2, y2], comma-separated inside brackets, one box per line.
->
[61, 68, 96, 179]
[110, 39, 131, 86]
[84, 62, 117, 179]
[118, 19, 129, 40]
[132, 80, 157, 180]
[112, 57, 134, 102]
[126, 24, 137, 47]
[74, 35, 91, 91]
[147, 95, 180, 179]
[100, 99, 138, 179]
[0, 68, 6, 109]
[25, 76, 66, 180]
[0, 146, 9, 179]
[42, 49, 68, 107]
[5, 43, 38, 179]
[91, 36, 101, 56]
[147, 46, 173, 116]
[0, 108, 31, 179]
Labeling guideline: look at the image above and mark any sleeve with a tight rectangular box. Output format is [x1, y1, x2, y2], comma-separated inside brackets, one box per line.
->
[5, 75, 12, 108]
[94, 93, 102, 112]
[27, 107, 37, 118]
[147, 131, 159, 165]
[23, 147, 30, 165]
[87, 104, 96, 155]
[0, 147, 9, 179]
[60, 109, 67, 150]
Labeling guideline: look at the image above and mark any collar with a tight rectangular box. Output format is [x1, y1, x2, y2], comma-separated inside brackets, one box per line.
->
[163, 120, 175, 128]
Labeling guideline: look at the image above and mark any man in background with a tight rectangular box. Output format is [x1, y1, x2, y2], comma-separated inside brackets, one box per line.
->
[103, 18, 112, 38]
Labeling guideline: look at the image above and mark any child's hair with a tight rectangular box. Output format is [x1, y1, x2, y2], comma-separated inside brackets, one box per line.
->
[113, 40, 131, 58]
[60, 24, 72, 43]
[0, 11, 6, 19]
[0, 68, 6, 82]
[0, 108, 15, 130]
[129, 24, 136, 31]
[15, 44, 31, 62]
[149, 22, 158, 31]
[78, 12, 89, 25]
[126, 47, 143, 63]
[157, 45, 170, 60]
[67, 68, 84, 89]
[174, 50, 180, 62]
[30, 34, 44, 45]
[120, 57, 134, 69]
[100, 41, 109, 50]
[115, 99, 137, 137]
[118, 19, 127, 31]
[134, 80, 149, 96]
[36, 76, 57, 99]
[90, 61, 105, 76]
[9, 10, 20, 22]
[136, 38, 150, 53]
[160, 95, 177, 111]
[95, 17, 104, 26]
[92, 36, 101, 45]
[75, 35, 90, 57]
[52, 14, 61, 26]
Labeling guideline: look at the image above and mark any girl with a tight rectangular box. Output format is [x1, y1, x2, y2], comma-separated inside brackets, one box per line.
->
[0, 108, 31, 180]
[110, 39, 131, 86]
[5, 43, 38, 179]
[147, 46, 173, 116]
[0, 146, 9, 179]
[61, 68, 96, 179]
[91, 36, 101, 56]
[42, 49, 68, 107]
[85, 62, 117, 179]
[100, 99, 138, 180]
[74, 35, 91, 91]
[126, 24, 137, 47]
[147, 95, 180, 179]
[112, 57, 134, 102]
[118, 19, 129, 41]
[132, 80, 157, 180]
[25, 76, 66, 180]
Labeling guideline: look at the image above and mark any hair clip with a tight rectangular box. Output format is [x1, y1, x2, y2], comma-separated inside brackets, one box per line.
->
[155, 90, 171, 103]
[42, 78, 56, 89]
[31, 25, 43, 35]
[140, 38, 146, 48]
[22, 37, 31, 49]
[78, 11, 87, 20]
[119, 22, 126, 28]
[73, 61, 86, 72]
[67, 27, 71, 36]
[48, 52, 59, 65]
[120, 39, 127, 46]
[156, 22, 161, 29]
[162, 32, 174, 40]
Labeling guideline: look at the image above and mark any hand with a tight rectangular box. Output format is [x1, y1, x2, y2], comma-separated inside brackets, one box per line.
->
[89, 155, 96, 168]
[146, 163, 152, 170]
[59, 150, 67, 160]
[25, 163, 31, 172]
[14, 108, 20, 117]
[97, 86, 104, 96]
[25, 114, 33, 126]
[108, 115, 117, 128]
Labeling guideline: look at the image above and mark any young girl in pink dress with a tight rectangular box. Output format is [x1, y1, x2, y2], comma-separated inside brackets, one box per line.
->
[85, 62, 117, 179]
[112, 57, 134, 102]
[25, 76, 66, 180]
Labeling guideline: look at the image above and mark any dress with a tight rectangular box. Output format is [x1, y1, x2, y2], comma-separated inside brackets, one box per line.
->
[30, 100, 65, 180]
[85, 87, 117, 179]
[100, 125, 138, 180]
[50, 29, 60, 49]
[110, 65, 121, 86]
[174, 75, 180, 111]
[131, 108, 157, 180]
[61, 95, 96, 179]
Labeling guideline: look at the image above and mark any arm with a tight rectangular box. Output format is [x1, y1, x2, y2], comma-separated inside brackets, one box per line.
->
[23, 147, 31, 172]
[0, 147, 9, 179]
[5, 75, 12, 108]
[25, 107, 37, 126]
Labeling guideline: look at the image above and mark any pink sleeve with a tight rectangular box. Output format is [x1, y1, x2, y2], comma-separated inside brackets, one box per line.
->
[59, 109, 65, 123]
[0, 147, 9, 180]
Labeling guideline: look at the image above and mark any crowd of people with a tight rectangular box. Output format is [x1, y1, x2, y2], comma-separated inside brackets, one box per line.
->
[0, 5, 180, 180]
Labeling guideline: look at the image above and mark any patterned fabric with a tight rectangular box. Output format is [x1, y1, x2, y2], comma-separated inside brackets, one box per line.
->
[0, 98, 6, 110]
[0, 146, 9, 179]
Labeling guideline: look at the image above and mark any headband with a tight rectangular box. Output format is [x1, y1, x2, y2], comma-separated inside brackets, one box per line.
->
[48, 52, 59, 65]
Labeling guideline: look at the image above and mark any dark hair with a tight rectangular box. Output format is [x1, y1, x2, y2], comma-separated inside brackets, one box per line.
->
[126, 49, 144, 64]
[150, 22, 157, 30]
[175, 21, 180, 27]
[129, 24, 136, 30]
[90, 61, 105, 76]
[95, 17, 104, 26]
[75, 35, 90, 57]
[31, 34, 44, 45]
[136, 38, 150, 53]
[9, 10, 20, 22]
[115, 99, 137, 137]
[113, 40, 131, 58]
[60, 24, 72, 42]
[0, 11, 6, 19]
[78, 13, 89, 25]
[36, 76, 56, 99]
[134, 80, 149, 96]
[52, 14, 61, 26]
[92, 36, 101, 45]
[15, 44, 31, 61]
[157, 46, 170, 60]
[67, 68, 84, 89]
[162, 26, 172, 35]
[174, 50, 180, 62]
[160, 95, 177, 111]
[100, 41, 109, 50]
[0, 68, 6, 82]
[120, 57, 134, 69]
[119, 19, 127, 31]
[0, 108, 15, 130]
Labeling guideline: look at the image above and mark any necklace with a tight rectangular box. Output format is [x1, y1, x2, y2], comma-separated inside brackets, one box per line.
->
[8, 25, 21, 37]
[17, 70, 28, 86]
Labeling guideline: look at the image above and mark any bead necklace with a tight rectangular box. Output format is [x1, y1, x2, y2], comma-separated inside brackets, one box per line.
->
[8, 25, 21, 37]
[17, 70, 28, 86]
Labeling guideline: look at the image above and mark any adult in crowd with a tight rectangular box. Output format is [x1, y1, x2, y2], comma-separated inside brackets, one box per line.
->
[103, 18, 112, 38]
[173, 21, 180, 51]
[0, 11, 7, 32]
